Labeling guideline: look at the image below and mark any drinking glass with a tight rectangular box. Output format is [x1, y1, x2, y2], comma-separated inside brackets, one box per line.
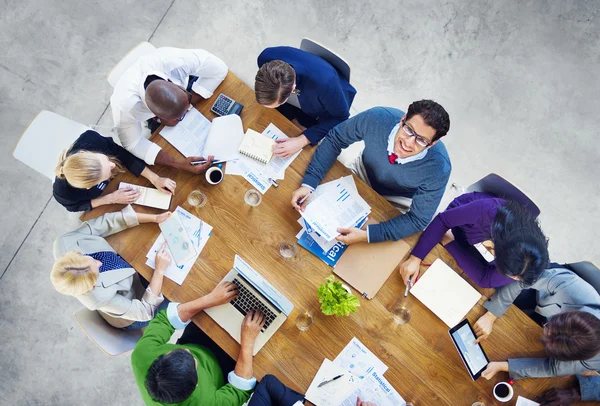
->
[471, 403, 486, 406]
[392, 305, 411, 325]
[279, 241, 298, 259]
[296, 312, 314, 331]
[244, 189, 262, 206]
[187, 190, 207, 208]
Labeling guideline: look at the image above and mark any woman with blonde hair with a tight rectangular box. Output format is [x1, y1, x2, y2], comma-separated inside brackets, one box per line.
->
[53, 130, 176, 212]
[51, 204, 172, 329]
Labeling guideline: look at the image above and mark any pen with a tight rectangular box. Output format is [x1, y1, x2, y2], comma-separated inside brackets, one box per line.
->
[297, 190, 313, 206]
[191, 158, 238, 165]
[268, 178, 279, 188]
[317, 374, 344, 387]
[404, 276, 412, 297]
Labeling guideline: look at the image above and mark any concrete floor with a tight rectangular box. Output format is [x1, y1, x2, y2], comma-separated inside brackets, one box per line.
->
[1, 0, 599, 405]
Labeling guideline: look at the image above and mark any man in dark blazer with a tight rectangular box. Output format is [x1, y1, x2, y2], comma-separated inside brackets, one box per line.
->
[255, 46, 357, 158]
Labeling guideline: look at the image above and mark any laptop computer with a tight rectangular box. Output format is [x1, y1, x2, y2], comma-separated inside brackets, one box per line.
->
[204, 255, 294, 355]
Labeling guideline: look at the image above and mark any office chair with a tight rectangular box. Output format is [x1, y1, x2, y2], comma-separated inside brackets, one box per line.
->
[300, 38, 351, 82]
[74, 308, 143, 356]
[463, 173, 541, 218]
[565, 261, 600, 294]
[107, 41, 156, 87]
[13, 111, 89, 181]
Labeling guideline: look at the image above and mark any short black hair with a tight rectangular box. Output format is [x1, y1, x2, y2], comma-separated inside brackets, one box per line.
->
[405, 99, 450, 142]
[492, 200, 549, 285]
[146, 349, 198, 403]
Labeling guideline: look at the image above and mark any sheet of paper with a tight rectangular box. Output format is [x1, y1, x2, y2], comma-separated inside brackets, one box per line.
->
[305, 359, 359, 406]
[338, 371, 406, 406]
[301, 178, 371, 241]
[159, 109, 211, 157]
[409, 258, 482, 327]
[516, 396, 540, 406]
[334, 338, 388, 379]
[231, 157, 273, 194]
[202, 114, 244, 161]
[145, 207, 212, 285]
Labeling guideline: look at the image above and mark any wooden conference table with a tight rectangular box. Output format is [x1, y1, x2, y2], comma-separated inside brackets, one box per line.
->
[82, 72, 585, 405]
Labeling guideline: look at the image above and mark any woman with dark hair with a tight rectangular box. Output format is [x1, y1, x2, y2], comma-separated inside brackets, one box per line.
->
[481, 311, 600, 380]
[399, 192, 549, 288]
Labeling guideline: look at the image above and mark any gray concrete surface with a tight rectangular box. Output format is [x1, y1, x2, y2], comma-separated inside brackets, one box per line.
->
[1, 0, 599, 405]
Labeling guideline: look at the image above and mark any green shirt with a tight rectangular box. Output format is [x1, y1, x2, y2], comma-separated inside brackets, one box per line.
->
[131, 310, 252, 405]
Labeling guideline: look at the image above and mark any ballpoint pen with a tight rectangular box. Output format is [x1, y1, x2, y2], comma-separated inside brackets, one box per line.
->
[191, 158, 238, 165]
[297, 190, 313, 206]
[404, 276, 412, 297]
[317, 374, 344, 387]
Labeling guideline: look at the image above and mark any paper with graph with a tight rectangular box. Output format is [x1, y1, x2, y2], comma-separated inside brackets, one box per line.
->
[409, 259, 482, 327]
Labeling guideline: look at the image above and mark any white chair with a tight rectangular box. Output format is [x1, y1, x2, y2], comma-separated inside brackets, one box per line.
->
[13, 110, 90, 181]
[107, 41, 156, 87]
[74, 308, 143, 356]
[300, 38, 351, 83]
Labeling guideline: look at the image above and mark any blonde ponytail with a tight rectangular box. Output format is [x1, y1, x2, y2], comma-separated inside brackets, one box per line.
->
[55, 149, 69, 179]
[50, 250, 98, 296]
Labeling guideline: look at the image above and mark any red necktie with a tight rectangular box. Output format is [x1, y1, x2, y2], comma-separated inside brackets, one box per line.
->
[388, 152, 398, 164]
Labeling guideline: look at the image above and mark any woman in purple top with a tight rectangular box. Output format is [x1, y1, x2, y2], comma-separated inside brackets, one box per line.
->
[399, 192, 549, 288]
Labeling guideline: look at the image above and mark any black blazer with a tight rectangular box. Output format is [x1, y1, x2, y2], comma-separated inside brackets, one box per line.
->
[53, 130, 146, 212]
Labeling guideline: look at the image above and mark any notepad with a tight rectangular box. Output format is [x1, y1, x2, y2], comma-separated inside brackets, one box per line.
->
[409, 258, 482, 327]
[238, 129, 275, 164]
[305, 359, 359, 406]
[119, 182, 171, 210]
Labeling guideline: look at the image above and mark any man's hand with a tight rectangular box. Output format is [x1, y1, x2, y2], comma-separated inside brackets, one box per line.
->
[273, 135, 310, 158]
[399, 255, 422, 285]
[240, 309, 265, 347]
[205, 281, 239, 308]
[105, 188, 141, 204]
[356, 396, 377, 406]
[474, 311, 498, 344]
[481, 361, 508, 380]
[155, 211, 172, 224]
[540, 387, 581, 406]
[291, 186, 313, 211]
[152, 176, 176, 194]
[336, 227, 367, 245]
[182, 155, 215, 174]
[154, 242, 171, 274]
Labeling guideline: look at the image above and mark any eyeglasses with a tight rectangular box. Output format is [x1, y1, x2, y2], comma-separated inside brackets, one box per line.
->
[401, 119, 432, 148]
[173, 86, 193, 122]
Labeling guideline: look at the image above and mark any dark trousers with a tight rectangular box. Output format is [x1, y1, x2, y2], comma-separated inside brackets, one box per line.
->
[176, 322, 236, 374]
[248, 374, 305, 406]
[276, 104, 318, 129]
[513, 288, 548, 326]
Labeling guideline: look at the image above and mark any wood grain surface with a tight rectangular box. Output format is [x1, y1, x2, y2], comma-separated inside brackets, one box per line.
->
[81, 72, 593, 405]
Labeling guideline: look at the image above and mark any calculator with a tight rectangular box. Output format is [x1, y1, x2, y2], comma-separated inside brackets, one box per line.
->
[211, 93, 244, 116]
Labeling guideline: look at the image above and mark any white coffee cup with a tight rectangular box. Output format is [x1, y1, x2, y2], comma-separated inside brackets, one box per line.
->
[205, 166, 224, 185]
[493, 382, 514, 402]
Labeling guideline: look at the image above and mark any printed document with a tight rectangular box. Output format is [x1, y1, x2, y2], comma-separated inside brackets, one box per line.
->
[160, 109, 211, 157]
[516, 396, 540, 406]
[145, 207, 212, 285]
[338, 371, 406, 406]
[334, 337, 387, 379]
[305, 359, 359, 406]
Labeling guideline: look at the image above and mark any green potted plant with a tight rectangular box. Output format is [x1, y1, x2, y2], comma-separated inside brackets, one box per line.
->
[317, 275, 360, 316]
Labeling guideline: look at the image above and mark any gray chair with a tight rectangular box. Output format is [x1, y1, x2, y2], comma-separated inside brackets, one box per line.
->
[566, 261, 600, 294]
[300, 38, 351, 83]
[466, 173, 541, 218]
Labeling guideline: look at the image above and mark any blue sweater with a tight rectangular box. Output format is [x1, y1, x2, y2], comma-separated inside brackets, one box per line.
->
[258, 46, 356, 145]
[303, 107, 451, 243]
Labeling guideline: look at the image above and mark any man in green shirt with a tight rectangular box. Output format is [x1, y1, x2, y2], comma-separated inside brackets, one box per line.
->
[131, 281, 265, 405]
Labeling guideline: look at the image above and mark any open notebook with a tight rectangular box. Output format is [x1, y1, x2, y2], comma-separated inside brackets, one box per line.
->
[238, 129, 275, 164]
[119, 182, 171, 210]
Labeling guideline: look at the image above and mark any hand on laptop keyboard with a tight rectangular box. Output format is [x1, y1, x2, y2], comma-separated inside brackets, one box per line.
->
[241, 309, 266, 346]
[206, 281, 239, 307]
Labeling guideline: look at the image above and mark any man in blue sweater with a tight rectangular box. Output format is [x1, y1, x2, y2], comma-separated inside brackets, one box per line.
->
[291, 101, 451, 245]
[255, 46, 356, 158]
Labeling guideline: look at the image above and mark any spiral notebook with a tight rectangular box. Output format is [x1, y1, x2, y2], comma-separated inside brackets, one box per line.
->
[238, 129, 275, 164]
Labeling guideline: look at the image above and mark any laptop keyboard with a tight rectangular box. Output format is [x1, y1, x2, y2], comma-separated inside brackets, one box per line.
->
[230, 278, 278, 332]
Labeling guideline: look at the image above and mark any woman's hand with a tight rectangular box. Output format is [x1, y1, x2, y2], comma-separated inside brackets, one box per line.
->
[105, 188, 141, 204]
[152, 176, 176, 194]
[155, 211, 172, 224]
[481, 361, 508, 380]
[154, 242, 171, 274]
[399, 255, 422, 285]
[474, 311, 498, 344]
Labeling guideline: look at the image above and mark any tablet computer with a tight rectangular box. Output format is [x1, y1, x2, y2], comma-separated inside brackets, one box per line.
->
[448, 319, 490, 380]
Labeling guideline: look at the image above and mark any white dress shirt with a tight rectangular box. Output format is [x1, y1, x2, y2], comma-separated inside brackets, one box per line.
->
[110, 47, 228, 164]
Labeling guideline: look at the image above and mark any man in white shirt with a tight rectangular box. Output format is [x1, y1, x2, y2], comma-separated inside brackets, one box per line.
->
[110, 47, 228, 173]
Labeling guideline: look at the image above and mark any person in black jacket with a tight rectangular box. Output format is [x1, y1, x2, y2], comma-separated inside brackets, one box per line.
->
[53, 130, 176, 212]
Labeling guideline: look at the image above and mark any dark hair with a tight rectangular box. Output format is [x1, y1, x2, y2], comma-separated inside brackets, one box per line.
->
[542, 311, 600, 361]
[405, 99, 450, 141]
[491, 200, 549, 285]
[146, 349, 198, 403]
[255, 60, 296, 106]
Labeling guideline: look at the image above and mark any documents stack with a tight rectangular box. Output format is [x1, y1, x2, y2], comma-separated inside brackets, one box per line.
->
[145, 207, 213, 285]
[305, 337, 406, 406]
[295, 176, 371, 267]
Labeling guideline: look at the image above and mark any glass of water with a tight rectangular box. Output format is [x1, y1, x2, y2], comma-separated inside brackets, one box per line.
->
[244, 189, 262, 207]
[471, 403, 486, 406]
[279, 241, 298, 259]
[296, 312, 314, 331]
[187, 190, 207, 208]
[392, 304, 411, 325]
